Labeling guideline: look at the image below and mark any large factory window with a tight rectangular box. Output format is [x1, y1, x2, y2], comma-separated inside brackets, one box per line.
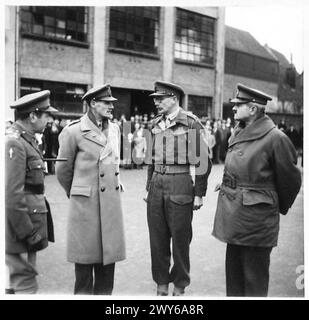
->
[175, 8, 215, 65]
[20, 6, 88, 43]
[109, 7, 160, 55]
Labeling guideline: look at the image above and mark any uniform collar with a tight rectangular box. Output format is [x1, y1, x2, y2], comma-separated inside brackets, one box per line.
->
[166, 106, 180, 121]
[13, 121, 43, 157]
[154, 107, 188, 128]
[14, 121, 36, 142]
[229, 115, 275, 147]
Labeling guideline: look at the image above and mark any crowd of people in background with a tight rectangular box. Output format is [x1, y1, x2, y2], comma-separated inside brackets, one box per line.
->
[5, 113, 304, 174]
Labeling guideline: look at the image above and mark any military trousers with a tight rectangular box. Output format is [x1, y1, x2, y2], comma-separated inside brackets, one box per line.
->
[6, 252, 38, 294]
[225, 244, 272, 297]
[147, 172, 194, 289]
[74, 263, 115, 295]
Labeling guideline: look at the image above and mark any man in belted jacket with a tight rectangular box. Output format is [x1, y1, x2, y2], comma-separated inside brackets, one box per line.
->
[5, 90, 57, 294]
[212, 84, 302, 297]
[56, 84, 126, 295]
[146, 81, 212, 296]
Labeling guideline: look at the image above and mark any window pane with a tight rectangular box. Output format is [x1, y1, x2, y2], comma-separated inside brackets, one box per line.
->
[21, 11, 32, 23]
[44, 16, 55, 27]
[56, 19, 66, 29]
[33, 24, 43, 34]
[45, 26, 55, 37]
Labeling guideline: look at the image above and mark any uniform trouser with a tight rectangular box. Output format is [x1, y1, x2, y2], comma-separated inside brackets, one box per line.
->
[147, 172, 194, 289]
[74, 263, 115, 295]
[6, 252, 38, 294]
[225, 244, 272, 297]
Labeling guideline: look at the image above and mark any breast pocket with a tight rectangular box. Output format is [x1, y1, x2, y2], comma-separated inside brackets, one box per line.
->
[172, 127, 189, 164]
[26, 159, 45, 184]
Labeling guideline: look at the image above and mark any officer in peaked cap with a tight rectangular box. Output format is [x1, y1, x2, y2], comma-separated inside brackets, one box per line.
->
[56, 84, 126, 295]
[149, 80, 185, 101]
[10, 90, 58, 114]
[146, 80, 212, 296]
[212, 83, 301, 297]
[5, 90, 57, 294]
[230, 83, 272, 106]
[82, 84, 118, 103]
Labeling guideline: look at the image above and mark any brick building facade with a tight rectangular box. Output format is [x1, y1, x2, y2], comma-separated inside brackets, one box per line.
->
[5, 6, 225, 121]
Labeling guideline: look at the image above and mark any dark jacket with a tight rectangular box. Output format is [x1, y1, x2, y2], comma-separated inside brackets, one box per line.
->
[5, 122, 49, 253]
[212, 115, 301, 247]
[146, 107, 212, 197]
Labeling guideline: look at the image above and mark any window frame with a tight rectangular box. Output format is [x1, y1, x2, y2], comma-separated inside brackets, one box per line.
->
[187, 94, 213, 118]
[20, 6, 90, 48]
[174, 8, 216, 68]
[108, 6, 161, 59]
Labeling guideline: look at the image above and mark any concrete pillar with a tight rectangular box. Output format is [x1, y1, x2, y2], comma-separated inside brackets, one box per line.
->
[92, 7, 106, 86]
[5, 6, 18, 121]
[162, 7, 175, 82]
[213, 7, 225, 119]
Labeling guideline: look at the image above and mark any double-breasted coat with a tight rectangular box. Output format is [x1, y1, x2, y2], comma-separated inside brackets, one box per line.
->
[56, 113, 126, 265]
[212, 115, 302, 247]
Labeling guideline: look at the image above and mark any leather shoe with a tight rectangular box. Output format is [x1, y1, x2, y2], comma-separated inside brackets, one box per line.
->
[157, 284, 168, 296]
[173, 286, 185, 296]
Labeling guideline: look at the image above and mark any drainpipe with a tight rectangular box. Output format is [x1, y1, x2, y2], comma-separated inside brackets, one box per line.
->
[15, 6, 20, 103]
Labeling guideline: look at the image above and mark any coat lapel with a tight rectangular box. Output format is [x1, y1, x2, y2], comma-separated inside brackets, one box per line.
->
[80, 114, 107, 147]
[229, 115, 275, 148]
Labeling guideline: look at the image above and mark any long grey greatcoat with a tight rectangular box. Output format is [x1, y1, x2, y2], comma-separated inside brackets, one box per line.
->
[212, 115, 301, 247]
[56, 114, 126, 265]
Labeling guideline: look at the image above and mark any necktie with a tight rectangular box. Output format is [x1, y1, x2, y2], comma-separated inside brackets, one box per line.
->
[98, 122, 103, 131]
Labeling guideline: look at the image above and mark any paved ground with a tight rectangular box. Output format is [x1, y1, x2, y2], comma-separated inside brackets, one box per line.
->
[37, 164, 304, 297]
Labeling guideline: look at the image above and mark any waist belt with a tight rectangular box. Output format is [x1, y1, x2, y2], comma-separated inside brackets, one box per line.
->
[154, 164, 190, 175]
[222, 172, 275, 190]
[24, 183, 45, 194]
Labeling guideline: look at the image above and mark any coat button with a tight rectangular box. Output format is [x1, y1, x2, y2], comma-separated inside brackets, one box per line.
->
[101, 187, 105, 192]
[33, 209, 37, 213]
[115, 172, 119, 176]
[100, 173, 104, 177]
[116, 186, 120, 190]
[238, 151, 243, 156]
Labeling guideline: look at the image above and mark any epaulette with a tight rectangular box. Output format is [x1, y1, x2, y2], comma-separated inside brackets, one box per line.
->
[5, 127, 21, 139]
[68, 119, 81, 127]
[184, 111, 199, 121]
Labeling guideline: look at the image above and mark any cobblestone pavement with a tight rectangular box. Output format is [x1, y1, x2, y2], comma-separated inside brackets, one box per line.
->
[37, 164, 304, 297]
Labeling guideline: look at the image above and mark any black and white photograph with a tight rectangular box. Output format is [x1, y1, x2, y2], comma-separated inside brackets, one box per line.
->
[2, 0, 307, 304]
